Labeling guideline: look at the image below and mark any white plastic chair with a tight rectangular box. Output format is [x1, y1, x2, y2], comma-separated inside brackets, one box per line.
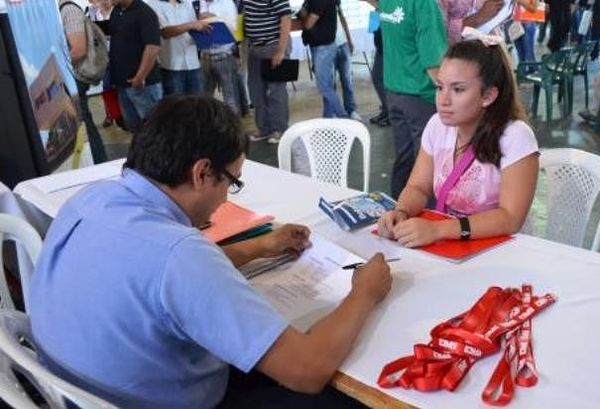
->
[0, 349, 38, 409]
[0, 214, 43, 311]
[277, 118, 371, 191]
[532, 148, 600, 251]
[0, 310, 117, 409]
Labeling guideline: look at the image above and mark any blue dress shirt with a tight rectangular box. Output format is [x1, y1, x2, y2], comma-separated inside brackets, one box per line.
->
[29, 169, 287, 408]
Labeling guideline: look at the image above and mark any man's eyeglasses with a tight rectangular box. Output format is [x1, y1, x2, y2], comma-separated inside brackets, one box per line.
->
[221, 169, 245, 194]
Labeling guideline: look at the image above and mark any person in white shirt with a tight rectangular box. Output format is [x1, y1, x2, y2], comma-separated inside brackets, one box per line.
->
[198, 0, 240, 114]
[148, 0, 211, 95]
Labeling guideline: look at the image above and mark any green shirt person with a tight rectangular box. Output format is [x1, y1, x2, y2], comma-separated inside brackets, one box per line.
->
[378, 0, 448, 198]
[379, 0, 448, 104]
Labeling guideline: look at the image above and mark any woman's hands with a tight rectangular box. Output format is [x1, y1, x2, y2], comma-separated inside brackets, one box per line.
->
[390, 218, 441, 248]
[377, 209, 408, 239]
[378, 210, 442, 248]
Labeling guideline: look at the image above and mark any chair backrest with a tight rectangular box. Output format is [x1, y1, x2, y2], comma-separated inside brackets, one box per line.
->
[533, 148, 600, 251]
[0, 310, 117, 409]
[0, 214, 42, 311]
[572, 40, 597, 73]
[277, 118, 371, 191]
[541, 48, 573, 77]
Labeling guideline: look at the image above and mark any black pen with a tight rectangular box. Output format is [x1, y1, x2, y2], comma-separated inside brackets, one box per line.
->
[341, 257, 401, 270]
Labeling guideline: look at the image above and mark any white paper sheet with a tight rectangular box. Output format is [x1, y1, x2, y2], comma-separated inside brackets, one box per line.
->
[248, 234, 364, 332]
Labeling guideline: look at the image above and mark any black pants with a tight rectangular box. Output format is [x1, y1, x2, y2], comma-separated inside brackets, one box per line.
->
[547, 0, 571, 51]
[371, 48, 388, 116]
[218, 368, 366, 409]
[387, 92, 436, 199]
[76, 80, 108, 164]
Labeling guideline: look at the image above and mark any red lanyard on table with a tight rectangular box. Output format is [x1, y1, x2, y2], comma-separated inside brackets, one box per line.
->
[377, 284, 556, 406]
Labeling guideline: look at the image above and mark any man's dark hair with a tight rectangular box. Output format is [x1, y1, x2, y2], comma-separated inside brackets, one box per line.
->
[124, 96, 248, 187]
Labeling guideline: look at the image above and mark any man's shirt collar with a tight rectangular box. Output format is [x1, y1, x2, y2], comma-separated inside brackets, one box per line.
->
[121, 168, 193, 227]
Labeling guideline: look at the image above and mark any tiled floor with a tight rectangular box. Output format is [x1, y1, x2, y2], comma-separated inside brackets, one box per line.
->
[90, 49, 600, 250]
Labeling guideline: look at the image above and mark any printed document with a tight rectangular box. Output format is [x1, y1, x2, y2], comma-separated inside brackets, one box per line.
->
[244, 234, 364, 331]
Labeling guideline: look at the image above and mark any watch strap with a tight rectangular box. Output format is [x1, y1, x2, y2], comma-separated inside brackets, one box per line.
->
[459, 217, 471, 240]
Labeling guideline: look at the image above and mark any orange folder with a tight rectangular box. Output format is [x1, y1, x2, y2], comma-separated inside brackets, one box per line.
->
[374, 210, 512, 263]
[202, 201, 274, 243]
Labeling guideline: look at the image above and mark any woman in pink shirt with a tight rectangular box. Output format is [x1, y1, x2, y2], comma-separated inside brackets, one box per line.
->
[378, 37, 539, 247]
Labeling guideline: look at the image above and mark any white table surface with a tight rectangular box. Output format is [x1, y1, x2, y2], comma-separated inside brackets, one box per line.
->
[13, 159, 600, 408]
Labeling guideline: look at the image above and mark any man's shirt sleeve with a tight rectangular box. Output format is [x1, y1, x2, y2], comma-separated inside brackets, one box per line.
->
[61, 3, 86, 35]
[139, 6, 162, 47]
[158, 235, 288, 372]
[306, 0, 327, 16]
[271, 0, 292, 18]
[147, 1, 168, 29]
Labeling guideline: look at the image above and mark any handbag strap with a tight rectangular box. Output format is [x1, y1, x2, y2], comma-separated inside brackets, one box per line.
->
[435, 146, 476, 214]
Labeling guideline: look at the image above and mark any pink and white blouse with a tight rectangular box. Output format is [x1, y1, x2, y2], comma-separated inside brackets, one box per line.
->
[421, 114, 538, 216]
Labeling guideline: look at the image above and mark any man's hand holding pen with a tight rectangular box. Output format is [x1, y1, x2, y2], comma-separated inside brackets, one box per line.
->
[350, 253, 392, 307]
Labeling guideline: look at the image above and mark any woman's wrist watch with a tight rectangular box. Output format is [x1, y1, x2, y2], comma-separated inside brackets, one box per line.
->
[458, 217, 471, 240]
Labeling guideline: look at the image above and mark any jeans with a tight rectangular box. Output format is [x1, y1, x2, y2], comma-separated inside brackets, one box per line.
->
[202, 53, 239, 114]
[334, 43, 357, 115]
[162, 68, 203, 96]
[76, 80, 107, 164]
[235, 66, 250, 115]
[515, 22, 537, 64]
[387, 92, 436, 198]
[371, 48, 388, 116]
[118, 83, 163, 131]
[311, 42, 347, 118]
[247, 41, 290, 135]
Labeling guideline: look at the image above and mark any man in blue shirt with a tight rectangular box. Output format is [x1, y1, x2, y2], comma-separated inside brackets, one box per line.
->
[29, 96, 392, 408]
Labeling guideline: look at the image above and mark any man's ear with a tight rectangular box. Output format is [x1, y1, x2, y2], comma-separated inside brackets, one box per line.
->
[482, 86, 499, 108]
[190, 159, 212, 190]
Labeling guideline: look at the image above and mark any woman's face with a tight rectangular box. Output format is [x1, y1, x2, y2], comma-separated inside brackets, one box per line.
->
[435, 58, 497, 130]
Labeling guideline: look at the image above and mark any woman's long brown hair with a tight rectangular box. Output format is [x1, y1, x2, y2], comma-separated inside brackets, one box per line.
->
[444, 40, 528, 167]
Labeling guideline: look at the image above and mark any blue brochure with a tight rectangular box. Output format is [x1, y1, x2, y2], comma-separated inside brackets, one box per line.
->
[189, 22, 235, 50]
[319, 192, 396, 231]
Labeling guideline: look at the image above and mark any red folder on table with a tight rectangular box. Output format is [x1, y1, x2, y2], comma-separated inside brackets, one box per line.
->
[374, 210, 512, 263]
[202, 201, 274, 243]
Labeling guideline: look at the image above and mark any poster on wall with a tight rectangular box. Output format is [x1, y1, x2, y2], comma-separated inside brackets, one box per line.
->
[6, 0, 79, 166]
